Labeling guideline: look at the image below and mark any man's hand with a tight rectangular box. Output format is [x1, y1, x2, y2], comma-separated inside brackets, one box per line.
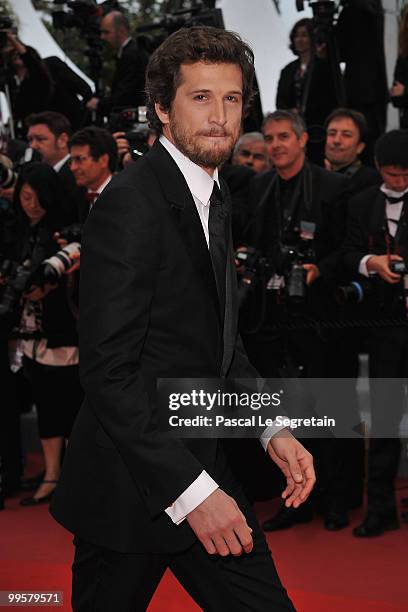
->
[366, 254, 402, 284]
[53, 232, 68, 249]
[0, 186, 14, 202]
[113, 131, 133, 166]
[6, 31, 26, 55]
[303, 263, 320, 285]
[267, 428, 315, 509]
[390, 81, 405, 97]
[86, 97, 99, 111]
[187, 488, 253, 557]
[24, 283, 57, 302]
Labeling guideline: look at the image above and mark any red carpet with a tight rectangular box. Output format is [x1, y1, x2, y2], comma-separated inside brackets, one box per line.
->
[1, 470, 408, 611]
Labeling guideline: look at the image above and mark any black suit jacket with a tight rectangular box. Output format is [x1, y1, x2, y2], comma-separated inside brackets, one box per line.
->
[45, 57, 93, 130]
[98, 39, 149, 116]
[50, 141, 260, 553]
[343, 185, 408, 271]
[342, 185, 408, 318]
[56, 160, 87, 225]
[276, 58, 337, 127]
[246, 163, 349, 281]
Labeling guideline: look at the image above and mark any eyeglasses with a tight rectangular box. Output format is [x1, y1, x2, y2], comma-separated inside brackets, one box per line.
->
[69, 155, 93, 165]
[238, 149, 266, 162]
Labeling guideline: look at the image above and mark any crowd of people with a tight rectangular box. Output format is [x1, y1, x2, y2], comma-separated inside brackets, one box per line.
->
[0, 7, 407, 549]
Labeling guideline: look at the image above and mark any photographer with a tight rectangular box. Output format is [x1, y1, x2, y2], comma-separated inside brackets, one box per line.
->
[68, 127, 117, 221]
[242, 110, 350, 530]
[1, 162, 83, 506]
[276, 19, 337, 138]
[4, 33, 53, 136]
[342, 129, 408, 537]
[325, 108, 380, 195]
[232, 132, 270, 175]
[26, 112, 86, 223]
[86, 11, 149, 118]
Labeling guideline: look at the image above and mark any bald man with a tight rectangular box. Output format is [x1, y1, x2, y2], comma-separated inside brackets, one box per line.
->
[86, 11, 148, 117]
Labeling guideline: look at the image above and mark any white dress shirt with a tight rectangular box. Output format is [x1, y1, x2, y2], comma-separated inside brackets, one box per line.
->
[359, 184, 408, 276]
[159, 135, 285, 524]
[88, 175, 112, 210]
[53, 154, 71, 173]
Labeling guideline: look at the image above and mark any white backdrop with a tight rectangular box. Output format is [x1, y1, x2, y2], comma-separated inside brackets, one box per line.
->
[8, 0, 401, 126]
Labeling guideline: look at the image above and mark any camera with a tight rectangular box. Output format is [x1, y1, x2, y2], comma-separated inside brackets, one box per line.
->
[336, 278, 373, 305]
[0, 242, 81, 316]
[33, 243, 81, 286]
[0, 161, 17, 189]
[390, 261, 407, 275]
[58, 223, 82, 244]
[0, 15, 13, 50]
[277, 222, 316, 303]
[235, 247, 271, 307]
[109, 107, 150, 160]
[52, 0, 101, 35]
[0, 259, 32, 316]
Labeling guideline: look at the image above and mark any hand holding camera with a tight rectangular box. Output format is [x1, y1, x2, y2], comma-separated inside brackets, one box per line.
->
[366, 254, 404, 284]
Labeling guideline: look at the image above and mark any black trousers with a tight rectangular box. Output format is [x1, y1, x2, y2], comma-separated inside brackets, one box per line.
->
[23, 356, 83, 439]
[72, 449, 295, 612]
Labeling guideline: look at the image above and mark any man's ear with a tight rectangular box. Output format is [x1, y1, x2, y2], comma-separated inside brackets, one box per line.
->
[357, 141, 366, 156]
[299, 130, 309, 149]
[154, 102, 170, 127]
[57, 132, 69, 150]
[100, 153, 110, 170]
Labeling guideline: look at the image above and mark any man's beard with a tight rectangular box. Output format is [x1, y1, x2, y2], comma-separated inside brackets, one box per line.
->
[169, 117, 237, 168]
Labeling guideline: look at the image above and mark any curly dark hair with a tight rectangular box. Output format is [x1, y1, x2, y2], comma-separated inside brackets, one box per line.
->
[145, 26, 255, 134]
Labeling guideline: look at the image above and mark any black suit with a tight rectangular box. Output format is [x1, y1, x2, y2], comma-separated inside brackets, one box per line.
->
[45, 57, 93, 130]
[98, 39, 149, 117]
[342, 185, 408, 519]
[276, 58, 337, 130]
[50, 142, 294, 610]
[56, 160, 87, 225]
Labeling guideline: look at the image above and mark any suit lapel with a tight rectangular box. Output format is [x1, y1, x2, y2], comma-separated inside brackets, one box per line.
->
[220, 181, 238, 376]
[145, 142, 220, 314]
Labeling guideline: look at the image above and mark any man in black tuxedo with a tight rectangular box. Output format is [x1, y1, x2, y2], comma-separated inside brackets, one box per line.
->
[242, 110, 351, 531]
[86, 11, 148, 118]
[342, 129, 408, 537]
[50, 27, 315, 611]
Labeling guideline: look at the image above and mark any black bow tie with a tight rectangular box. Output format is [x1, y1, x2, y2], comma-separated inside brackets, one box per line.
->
[385, 194, 407, 205]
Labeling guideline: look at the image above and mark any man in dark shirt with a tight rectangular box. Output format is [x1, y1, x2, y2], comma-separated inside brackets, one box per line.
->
[325, 108, 381, 195]
[243, 110, 351, 530]
[86, 11, 148, 118]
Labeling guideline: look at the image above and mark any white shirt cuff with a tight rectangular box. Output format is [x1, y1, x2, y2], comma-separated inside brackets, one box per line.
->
[165, 471, 219, 525]
[260, 424, 288, 451]
[358, 255, 374, 277]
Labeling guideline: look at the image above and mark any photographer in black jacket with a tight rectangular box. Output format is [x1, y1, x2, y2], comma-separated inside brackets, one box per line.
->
[242, 110, 351, 530]
[2, 163, 83, 507]
[5, 33, 53, 137]
[342, 129, 408, 537]
[86, 11, 148, 118]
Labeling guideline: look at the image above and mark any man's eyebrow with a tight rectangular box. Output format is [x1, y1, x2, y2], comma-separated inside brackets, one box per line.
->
[189, 89, 243, 95]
